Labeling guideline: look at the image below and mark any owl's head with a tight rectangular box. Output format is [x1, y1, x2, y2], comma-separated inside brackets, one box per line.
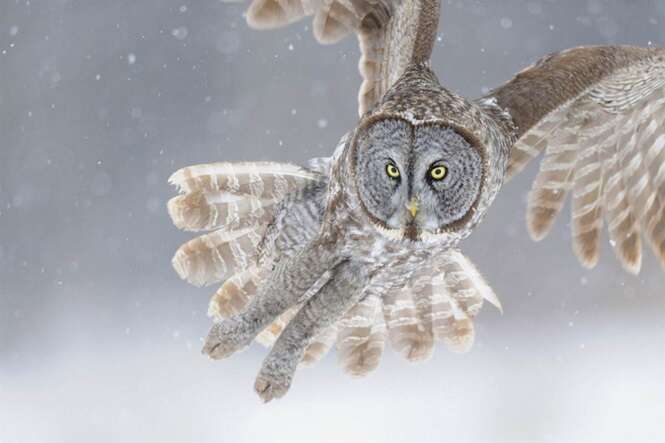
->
[351, 117, 486, 242]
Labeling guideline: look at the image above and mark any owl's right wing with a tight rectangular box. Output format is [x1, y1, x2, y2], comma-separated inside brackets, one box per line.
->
[168, 161, 323, 288]
[244, 0, 440, 115]
[483, 45, 665, 274]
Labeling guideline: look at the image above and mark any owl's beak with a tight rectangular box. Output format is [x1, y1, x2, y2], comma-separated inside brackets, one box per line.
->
[406, 198, 419, 218]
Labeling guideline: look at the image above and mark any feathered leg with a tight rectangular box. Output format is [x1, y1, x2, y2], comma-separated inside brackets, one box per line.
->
[202, 243, 336, 359]
[254, 260, 367, 402]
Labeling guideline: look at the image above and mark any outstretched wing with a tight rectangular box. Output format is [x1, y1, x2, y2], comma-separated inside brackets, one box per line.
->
[483, 45, 665, 274]
[245, 0, 441, 115]
[169, 160, 337, 364]
[168, 161, 323, 295]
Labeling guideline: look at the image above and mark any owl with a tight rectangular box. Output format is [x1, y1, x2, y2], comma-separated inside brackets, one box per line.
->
[168, 0, 665, 402]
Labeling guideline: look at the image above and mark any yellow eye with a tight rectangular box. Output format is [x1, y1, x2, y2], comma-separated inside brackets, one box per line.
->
[386, 163, 400, 179]
[430, 165, 447, 181]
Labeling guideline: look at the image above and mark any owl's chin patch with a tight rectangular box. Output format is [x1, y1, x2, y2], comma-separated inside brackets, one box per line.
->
[419, 229, 455, 243]
[371, 220, 457, 244]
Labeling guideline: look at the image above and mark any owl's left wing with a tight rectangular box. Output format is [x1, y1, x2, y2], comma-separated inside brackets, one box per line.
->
[483, 45, 665, 274]
[244, 0, 440, 115]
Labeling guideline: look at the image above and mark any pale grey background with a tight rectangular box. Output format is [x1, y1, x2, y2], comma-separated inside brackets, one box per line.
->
[2, 1, 665, 442]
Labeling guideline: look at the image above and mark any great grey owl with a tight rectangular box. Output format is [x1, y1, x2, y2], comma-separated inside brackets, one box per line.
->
[167, 0, 665, 402]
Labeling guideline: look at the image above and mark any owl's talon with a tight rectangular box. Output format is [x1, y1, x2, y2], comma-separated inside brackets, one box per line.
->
[202, 337, 235, 360]
[254, 374, 290, 403]
[202, 321, 252, 360]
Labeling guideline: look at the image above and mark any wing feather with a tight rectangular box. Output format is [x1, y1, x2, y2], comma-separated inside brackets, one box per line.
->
[171, 227, 264, 287]
[168, 191, 276, 232]
[526, 122, 581, 240]
[335, 292, 386, 376]
[246, 0, 308, 30]
[336, 292, 386, 377]
[378, 251, 499, 361]
[642, 114, 665, 265]
[485, 45, 665, 272]
[244, 0, 440, 115]
[301, 325, 337, 367]
[382, 283, 433, 362]
[571, 129, 606, 267]
[436, 250, 497, 353]
[208, 266, 265, 319]
[604, 122, 642, 273]
[168, 162, 320, 197]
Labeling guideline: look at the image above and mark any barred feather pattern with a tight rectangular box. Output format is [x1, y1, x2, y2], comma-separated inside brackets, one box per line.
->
[382, 278, 434, 362]
[168, 162, 320, 232]
[172, 227, 265, 287]
[169, 162, 323, 284]
[505, 111, 564, 180]
[513, 60, 665, 273]
[335, 292, 386, 376]
[201, 251, 498, 373]
[570, 120, 606, 267]
[208, 266, 265, 319]
[433, 250, 498, 352]
[300, 325, 338, 367]
[168, 191, 277, 232]
[335, 250, 501, 373]
[244, 0, 439, 115]
[526, 112, 583, 241]
[169, 161, 329, 359]
[246, 0, 385, 115]
[168, 162, 319, 196]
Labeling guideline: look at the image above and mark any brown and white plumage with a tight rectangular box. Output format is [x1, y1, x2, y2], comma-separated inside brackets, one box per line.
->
[169, 160, 326, 332]
[246, 0, 439, 115]
[168, 162, 321, 232]
[335, 292, 386, 376]
[486, 46, 665, 274]
[168, 1, 665, 401]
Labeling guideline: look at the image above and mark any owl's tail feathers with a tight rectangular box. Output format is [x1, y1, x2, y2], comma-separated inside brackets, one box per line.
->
[171, 227, 265, 287]
[336, 292, 386, 377]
